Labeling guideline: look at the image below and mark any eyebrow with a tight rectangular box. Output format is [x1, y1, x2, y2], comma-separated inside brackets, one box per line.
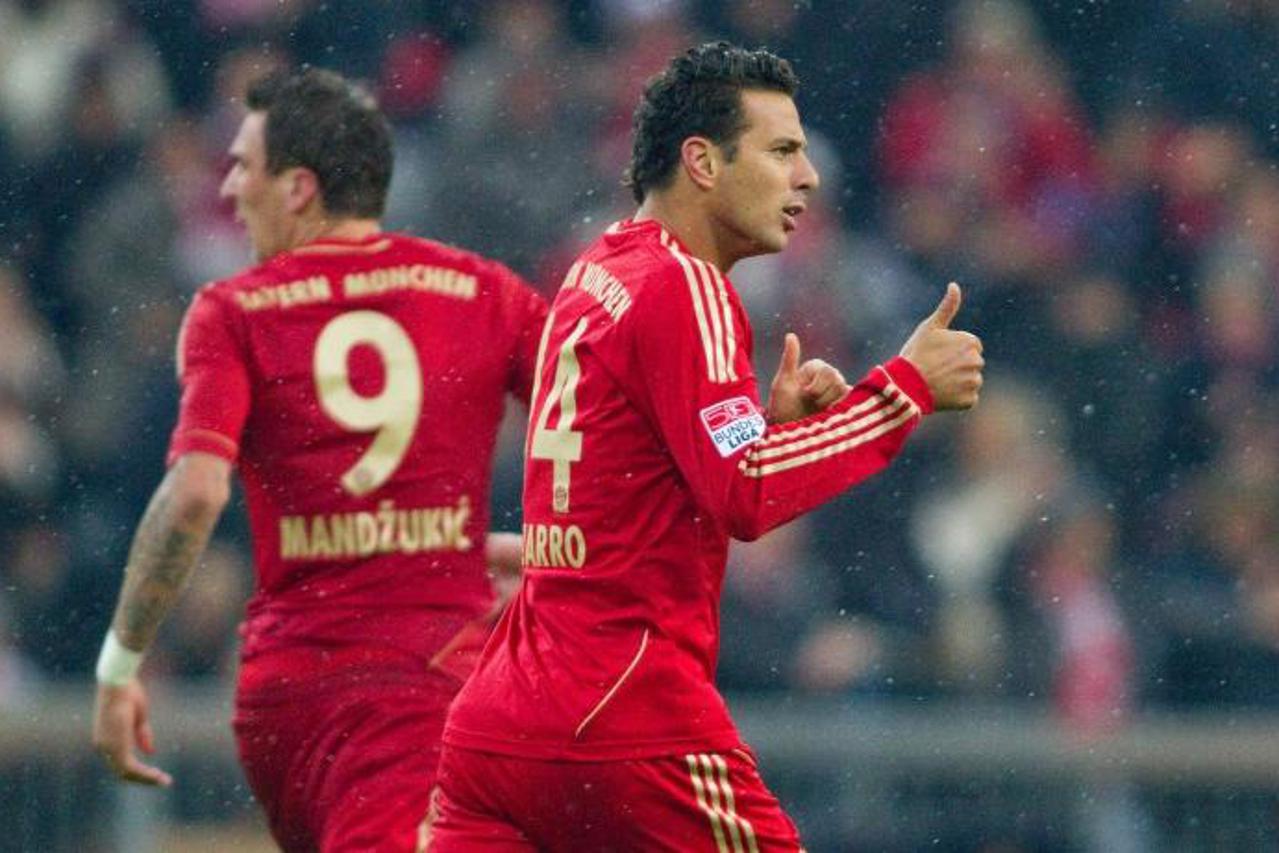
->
[768, 137, 807, 151]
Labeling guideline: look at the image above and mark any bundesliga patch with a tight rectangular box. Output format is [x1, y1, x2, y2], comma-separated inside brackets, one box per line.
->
[700, 396, 766, 458]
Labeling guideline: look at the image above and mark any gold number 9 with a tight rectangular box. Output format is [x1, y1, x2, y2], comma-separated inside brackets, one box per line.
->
[313, 310, 423, 496]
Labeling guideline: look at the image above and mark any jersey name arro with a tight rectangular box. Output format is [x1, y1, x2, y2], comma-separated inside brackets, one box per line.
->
[521, 522, 588, 569]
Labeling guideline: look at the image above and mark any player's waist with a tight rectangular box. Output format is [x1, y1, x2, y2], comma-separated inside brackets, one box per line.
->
[242, 594, 486, 637]
[443, 667, 740, 761]
[252, 551, 493, 609]
[444, 626, 732, 758]
[442, 725, 744, 762]
[237, 608, 491, 704]
[237, 644, 437, 703]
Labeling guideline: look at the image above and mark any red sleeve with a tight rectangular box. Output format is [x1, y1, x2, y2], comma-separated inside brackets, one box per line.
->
[166, 287, 252, 466]
[632, 256, 932, 542]
[496, 264, 550, 405]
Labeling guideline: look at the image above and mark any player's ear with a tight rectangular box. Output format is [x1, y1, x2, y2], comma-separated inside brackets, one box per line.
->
[284, 167, 321, 214]
[681, 136, 718, 191]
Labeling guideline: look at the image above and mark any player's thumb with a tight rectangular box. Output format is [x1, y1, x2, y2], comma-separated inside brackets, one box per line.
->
[927, 282, 962, 329]
[778, 332, 801, 376]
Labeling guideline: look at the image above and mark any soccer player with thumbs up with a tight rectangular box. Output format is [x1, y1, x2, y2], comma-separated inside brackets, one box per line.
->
[430, 43, 983, 852]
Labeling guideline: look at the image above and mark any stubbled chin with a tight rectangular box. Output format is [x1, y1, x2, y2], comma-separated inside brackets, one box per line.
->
[739, 235, 787, 263]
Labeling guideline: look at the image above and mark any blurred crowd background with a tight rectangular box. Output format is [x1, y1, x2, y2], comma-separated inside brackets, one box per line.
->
[3, 0, 1279, 848]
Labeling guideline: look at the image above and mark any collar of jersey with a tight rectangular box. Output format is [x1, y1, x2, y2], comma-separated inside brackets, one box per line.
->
[610, 218, 731, 280]
[292, 233, 392, 255]
[610, 218, 688, 254]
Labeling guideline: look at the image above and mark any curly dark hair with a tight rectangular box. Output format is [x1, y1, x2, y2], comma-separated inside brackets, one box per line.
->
[246, 68, 393, 219]
[624, 42, 799, 204]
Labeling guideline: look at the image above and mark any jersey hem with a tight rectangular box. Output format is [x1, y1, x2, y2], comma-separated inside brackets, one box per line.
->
[167, 429, 240, 466]
[441, 726, 745, 762]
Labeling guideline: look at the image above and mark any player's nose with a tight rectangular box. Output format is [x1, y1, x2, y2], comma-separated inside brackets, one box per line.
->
[218, 171, 238, 201]
[794, 151, 819, 193]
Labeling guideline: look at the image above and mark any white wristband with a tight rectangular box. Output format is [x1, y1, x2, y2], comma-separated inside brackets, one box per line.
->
[95, 631, 143, 686]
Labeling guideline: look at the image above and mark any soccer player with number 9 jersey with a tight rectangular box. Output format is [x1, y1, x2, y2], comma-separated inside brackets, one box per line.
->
[430, 44, 985, 851]
[90, 69, 547, 851]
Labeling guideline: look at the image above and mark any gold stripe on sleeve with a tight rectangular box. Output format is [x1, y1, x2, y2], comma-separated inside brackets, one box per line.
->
[690, 258, 729, 384]
[706, 264, 739, 382]
[746, 397, 910, 463]
[663, 236, 721, 383]
[740, 407, 917, 478]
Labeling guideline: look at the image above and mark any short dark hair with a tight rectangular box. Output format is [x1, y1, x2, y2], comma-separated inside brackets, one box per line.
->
[625, 42, 799, 204]
[246, 68, 393, 219]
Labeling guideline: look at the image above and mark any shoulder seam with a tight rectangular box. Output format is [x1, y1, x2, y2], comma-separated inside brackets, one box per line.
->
[651, 237, 738, 384]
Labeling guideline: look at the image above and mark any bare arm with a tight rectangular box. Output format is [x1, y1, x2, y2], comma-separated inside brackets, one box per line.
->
[92, 452, 231, 787]
[484, 531, 524, 580]
[110, 453, 232, 650]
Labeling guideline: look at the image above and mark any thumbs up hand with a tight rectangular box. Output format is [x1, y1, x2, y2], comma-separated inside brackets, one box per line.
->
[899, 283, 984, 411]
[767, 333, 850, 424]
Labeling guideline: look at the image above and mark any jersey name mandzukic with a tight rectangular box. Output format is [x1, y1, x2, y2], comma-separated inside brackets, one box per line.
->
[168, 232, 547, 681]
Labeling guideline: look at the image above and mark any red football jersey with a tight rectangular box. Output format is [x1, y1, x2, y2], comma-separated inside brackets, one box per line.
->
[168, 232, 547, 696]
[444, 219, 933, 760]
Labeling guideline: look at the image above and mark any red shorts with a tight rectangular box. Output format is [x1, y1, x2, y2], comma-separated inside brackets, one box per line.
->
[427, 745, 804, 852]
[234, 670, 458, 852]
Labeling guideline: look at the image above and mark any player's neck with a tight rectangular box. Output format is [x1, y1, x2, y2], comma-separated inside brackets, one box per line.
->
[289, 216, 382, 251]
[635, 192, 735, 272]
[309, 217, 382, 245]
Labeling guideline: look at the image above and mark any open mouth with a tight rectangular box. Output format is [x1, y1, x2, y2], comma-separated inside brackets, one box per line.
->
[782, 203, 805, 232]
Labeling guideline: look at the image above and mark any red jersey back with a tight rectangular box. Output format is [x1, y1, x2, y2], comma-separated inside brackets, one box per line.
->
[168, 233, 547, 695]
[444, 219, 933, 760]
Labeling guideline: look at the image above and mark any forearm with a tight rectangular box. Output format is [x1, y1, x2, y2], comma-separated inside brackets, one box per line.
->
[725, 357, 930, 540]
[110, 463, 226, 651]
[485, 531, 524, 579]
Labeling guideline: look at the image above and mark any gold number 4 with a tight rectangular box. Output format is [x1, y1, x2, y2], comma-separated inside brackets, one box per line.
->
[530, 316, 588, 513]
[313, 310, 423, 496]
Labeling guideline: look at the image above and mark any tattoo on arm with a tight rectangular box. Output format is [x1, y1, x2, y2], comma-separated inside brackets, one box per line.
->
[111, 468, 222, 651]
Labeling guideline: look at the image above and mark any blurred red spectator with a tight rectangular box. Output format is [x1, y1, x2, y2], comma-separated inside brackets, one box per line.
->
[1031, 503, 1134, 736]
[878, 0, 1097, 274]
[379, 32, 451, 118]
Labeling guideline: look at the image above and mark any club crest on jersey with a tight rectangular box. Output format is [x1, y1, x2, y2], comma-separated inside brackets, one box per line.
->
[700, 396, 766, 458]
